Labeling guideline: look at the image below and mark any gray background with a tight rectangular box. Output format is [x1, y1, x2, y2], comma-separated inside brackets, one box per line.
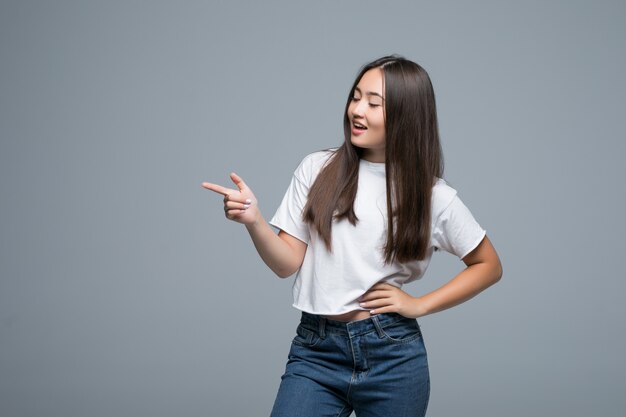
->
[1, 1, 624, 416]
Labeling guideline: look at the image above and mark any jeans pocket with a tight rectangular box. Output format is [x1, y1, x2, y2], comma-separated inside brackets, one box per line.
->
[379, 318, 423, 344]
[291, 324, 321, 348]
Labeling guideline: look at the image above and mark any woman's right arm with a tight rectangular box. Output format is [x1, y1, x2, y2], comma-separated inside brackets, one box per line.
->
[202, 172, 306, 278]
[245, 217, 307, 278]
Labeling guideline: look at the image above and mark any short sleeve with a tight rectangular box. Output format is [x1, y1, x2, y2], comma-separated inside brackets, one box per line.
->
[269, 169, 311, 244]
[431, 194, 486, 259]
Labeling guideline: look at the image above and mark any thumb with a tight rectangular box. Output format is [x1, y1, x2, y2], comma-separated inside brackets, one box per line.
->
[229, 172, 248, 191]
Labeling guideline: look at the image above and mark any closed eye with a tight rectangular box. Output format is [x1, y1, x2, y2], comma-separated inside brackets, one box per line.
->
[351, 97, 380, 108]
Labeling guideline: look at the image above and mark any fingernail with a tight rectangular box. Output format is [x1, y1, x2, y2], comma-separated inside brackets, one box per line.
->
[245, 199, 252, 203]
[243, 204, 250, 209]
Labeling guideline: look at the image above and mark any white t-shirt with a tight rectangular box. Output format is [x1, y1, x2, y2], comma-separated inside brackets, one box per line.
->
[269, 148, 487, 315]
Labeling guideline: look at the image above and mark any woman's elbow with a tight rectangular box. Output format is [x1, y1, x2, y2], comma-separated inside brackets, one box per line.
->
[492, 260, 503, 284]
[273, 263, 300, 279]
[275, 269, 293, 279]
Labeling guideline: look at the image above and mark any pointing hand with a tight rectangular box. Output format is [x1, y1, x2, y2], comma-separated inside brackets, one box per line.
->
[202, 172, 260, 226]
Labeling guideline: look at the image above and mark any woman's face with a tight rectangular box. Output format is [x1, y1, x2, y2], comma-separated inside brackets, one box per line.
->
[348, 67, 386, 163]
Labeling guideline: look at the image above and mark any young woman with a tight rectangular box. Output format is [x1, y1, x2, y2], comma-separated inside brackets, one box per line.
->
[202, 55, 503, 417]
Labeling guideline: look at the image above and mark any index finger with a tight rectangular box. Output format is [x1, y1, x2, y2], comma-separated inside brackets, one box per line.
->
[201, 182, 234, 197]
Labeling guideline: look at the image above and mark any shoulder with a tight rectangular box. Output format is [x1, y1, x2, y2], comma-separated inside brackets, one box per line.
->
[294, 147, 338, 183]
[431, 177, 458, 221]
[300, 147, 337, 168]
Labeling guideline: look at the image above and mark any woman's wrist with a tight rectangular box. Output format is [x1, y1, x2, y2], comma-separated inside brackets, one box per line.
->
[411, 296, 431, 318]
[244, 210, 263, 229]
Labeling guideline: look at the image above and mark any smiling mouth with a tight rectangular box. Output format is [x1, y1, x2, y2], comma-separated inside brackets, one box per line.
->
[353, 121, 367, 130]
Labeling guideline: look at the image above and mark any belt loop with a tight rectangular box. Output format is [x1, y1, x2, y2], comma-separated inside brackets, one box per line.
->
[371, 315, 385, 338]
[318, 316, 327, 339]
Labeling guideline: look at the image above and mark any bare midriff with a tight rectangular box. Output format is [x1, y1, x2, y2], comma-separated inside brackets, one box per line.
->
[322, 309, 373, 322]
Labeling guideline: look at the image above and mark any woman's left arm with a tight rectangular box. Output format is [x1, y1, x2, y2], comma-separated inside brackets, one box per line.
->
[359, 235, 503, 318]
[411, 234, 503, 317]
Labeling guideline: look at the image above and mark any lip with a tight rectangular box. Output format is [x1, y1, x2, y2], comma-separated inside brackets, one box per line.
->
[352, 126, 367, 135]
[351, 120, 367, 135]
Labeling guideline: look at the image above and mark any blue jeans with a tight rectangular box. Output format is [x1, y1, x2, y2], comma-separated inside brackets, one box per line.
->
[270, 311, 430, 417]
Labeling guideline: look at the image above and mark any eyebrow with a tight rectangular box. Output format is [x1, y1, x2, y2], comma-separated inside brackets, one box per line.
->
[354, 86, 385, 101]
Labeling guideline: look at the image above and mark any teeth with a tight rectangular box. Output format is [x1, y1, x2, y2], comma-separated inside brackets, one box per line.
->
[354, 123, 366, 129]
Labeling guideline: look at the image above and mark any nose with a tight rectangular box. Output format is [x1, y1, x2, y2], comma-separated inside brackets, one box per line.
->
[351, 99, 366, 118]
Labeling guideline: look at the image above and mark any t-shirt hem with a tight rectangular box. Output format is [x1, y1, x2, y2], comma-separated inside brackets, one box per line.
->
[292, 302, 370, 316]
[268, 219, 309, 244]
[458, 229, 487, 260]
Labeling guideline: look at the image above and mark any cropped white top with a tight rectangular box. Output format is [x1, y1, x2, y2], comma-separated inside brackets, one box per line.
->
[269, 148, 487, 315]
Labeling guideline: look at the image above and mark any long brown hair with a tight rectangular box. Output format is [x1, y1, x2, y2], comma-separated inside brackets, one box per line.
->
[302, 55, 444, 264]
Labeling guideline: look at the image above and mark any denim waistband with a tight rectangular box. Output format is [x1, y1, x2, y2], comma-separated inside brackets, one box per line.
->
[299, 310, 413, 339]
